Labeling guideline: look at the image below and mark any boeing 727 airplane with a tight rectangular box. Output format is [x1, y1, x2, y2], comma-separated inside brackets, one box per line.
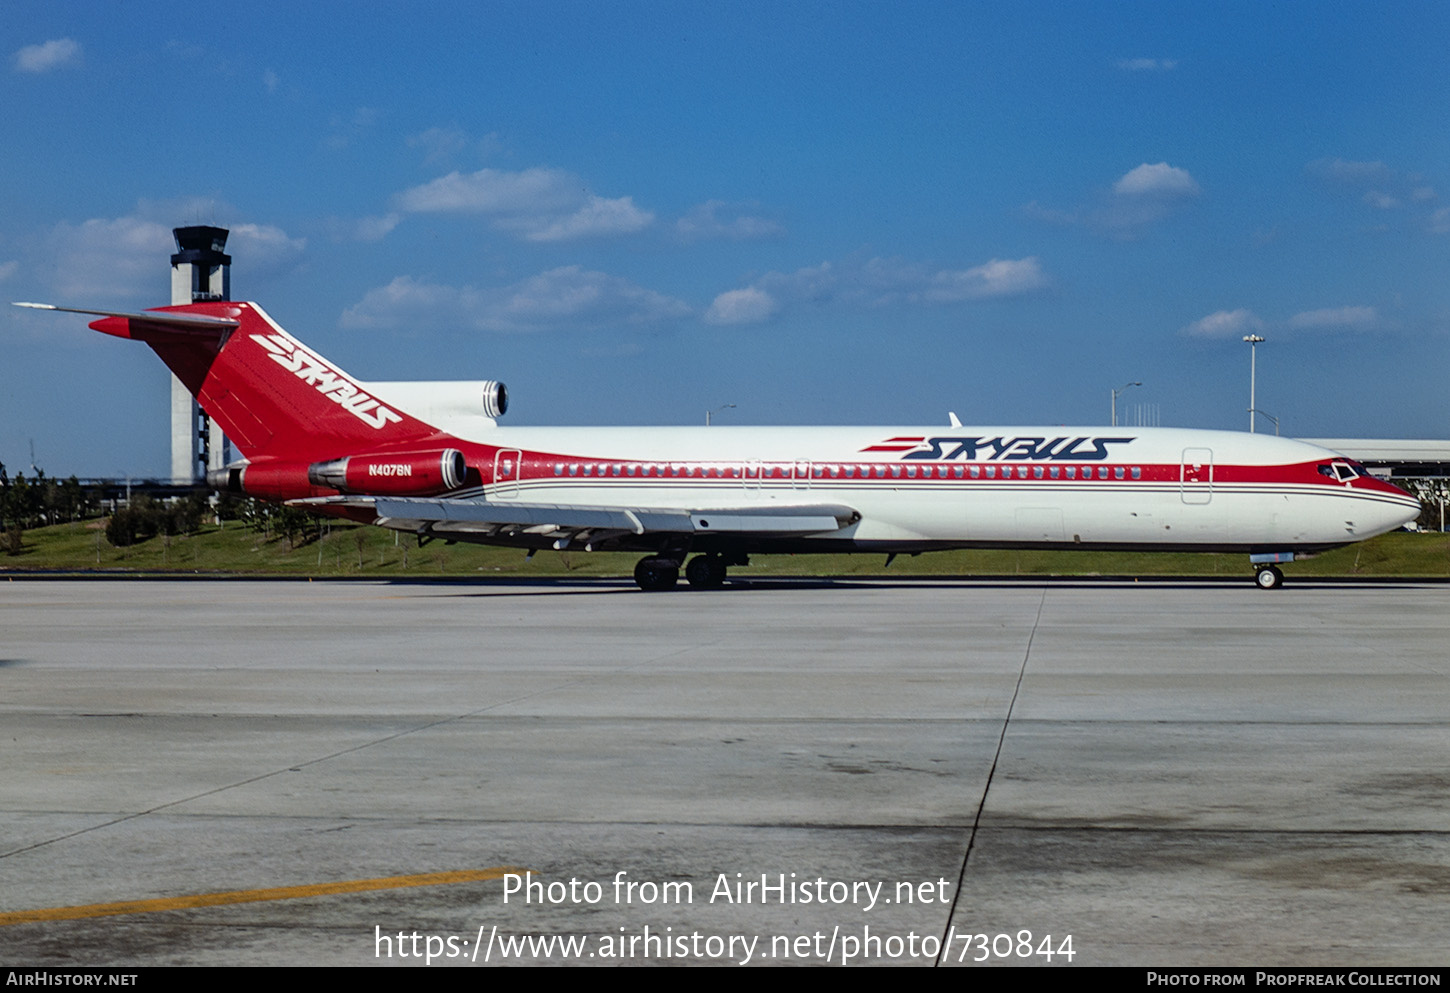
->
[18, 300, 1421, 590]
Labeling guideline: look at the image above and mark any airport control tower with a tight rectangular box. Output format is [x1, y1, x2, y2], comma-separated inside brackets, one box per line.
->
[169, 225, 231, 484]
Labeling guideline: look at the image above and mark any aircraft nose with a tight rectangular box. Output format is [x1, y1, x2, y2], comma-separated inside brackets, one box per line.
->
[1350, 484, 1422, 538]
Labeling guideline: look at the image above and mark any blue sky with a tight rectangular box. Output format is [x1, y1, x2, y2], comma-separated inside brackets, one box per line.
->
[3, 1, 1448, 477]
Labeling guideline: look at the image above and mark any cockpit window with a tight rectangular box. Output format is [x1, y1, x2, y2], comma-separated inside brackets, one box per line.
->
[1319, 461, 1365, 482]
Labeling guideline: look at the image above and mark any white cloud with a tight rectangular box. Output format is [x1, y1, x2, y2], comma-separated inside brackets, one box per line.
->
[406, 127, 505, 167]
[342, 267, 690, 334]
[355, 213, 403, 242]
[0, 261, 17, 281]
[1306, 158, 1450, 234]
[398, 167, 576, 213]
[704, 288, 778, 326]
[852, 256, 1046, 304]
[758, 261, 836, 301]
[1114, 162, 1201, 198]
[676, 201, 785, 242]
[1183, 305, 1383, 338]
[519, 195, 654, 242]
[1028, 164, 1200, 238]
[706, 255, 1044, 326]
[1181, 309, 1264, 339]
[920, 257, 1048, 302]
[263, 69, 279, 93]
[1116, 57, 1177, 71]
[486, 267, 687, 330]
[45, 216, 174, 299]
[14, 38, 81, 73]
[227, 223, 307, 276]
[339, 275, 465, 329]
[394, 167, 654, 242]
[407, 126, 469, 165]
[324, 107, 383, 150]
[41, 208, 303, 300]
[1308, 158, 1394, 185]
[1286, 306, 1378, 332]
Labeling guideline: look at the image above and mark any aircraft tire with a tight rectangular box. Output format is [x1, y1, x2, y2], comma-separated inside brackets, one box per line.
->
[1254, 565, 1284, 590]
[685, 555, 727, 589]
[634, 556, 679, 592]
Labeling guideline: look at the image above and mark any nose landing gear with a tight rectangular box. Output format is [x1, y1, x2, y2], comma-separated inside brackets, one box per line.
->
[1254, 564, 1284, 590]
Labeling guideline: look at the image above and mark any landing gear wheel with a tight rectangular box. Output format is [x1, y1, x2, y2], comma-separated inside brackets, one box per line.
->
[685, 555, 728, 589]
[634, 556, 679, 592]
[1255, 565, 1284, 590]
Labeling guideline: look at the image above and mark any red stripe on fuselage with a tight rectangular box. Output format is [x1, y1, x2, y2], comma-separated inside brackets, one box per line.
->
[437, 442, 1412, 505]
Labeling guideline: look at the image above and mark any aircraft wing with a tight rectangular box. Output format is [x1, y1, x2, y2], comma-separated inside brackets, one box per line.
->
[293, 495, 859, 546]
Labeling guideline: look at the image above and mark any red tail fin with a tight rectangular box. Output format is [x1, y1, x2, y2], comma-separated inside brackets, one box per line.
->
[87, 302, 443, 462]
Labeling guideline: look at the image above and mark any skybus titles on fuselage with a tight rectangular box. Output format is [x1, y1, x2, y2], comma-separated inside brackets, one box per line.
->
[888, 435, 1136, 461]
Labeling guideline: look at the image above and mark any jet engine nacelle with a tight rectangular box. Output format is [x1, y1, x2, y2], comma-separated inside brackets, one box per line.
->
[307, 449, 467, 496]
[208, 461, 315, 502]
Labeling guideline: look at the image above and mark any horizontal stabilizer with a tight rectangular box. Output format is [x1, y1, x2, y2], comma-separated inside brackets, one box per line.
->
[13, 302, 240, 331]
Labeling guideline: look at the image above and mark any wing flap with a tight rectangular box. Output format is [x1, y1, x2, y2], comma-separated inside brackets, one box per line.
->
[296, 495, 858, 536]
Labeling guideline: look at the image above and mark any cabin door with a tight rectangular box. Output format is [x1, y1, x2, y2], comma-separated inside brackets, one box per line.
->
[1180, 448, 1213, 505]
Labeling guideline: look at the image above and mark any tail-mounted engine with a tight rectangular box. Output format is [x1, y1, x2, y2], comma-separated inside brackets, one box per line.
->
[209, 449, 468, 500]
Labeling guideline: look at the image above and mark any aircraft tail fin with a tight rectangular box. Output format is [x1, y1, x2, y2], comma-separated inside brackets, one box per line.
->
[19, 301, 442, 465]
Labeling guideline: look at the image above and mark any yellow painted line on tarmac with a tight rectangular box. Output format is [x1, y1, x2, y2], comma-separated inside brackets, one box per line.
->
[0, 867, 528, 925]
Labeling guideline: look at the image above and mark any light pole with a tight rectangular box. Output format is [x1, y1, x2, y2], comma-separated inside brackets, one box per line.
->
[1243, 334, 1265, 433]
[1248, 408, 1280, 435]
[1111, 382, 1141, 428]
[706, 403, 735, 427]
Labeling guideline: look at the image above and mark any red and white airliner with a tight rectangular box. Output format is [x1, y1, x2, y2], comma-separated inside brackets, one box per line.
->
[19, 300, 1421, 590]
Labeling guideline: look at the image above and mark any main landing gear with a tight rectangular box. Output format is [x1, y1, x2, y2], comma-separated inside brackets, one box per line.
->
[684, 554, 727, 589]
[633, 556, 680, 592]
[633, 553, 732, 591]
